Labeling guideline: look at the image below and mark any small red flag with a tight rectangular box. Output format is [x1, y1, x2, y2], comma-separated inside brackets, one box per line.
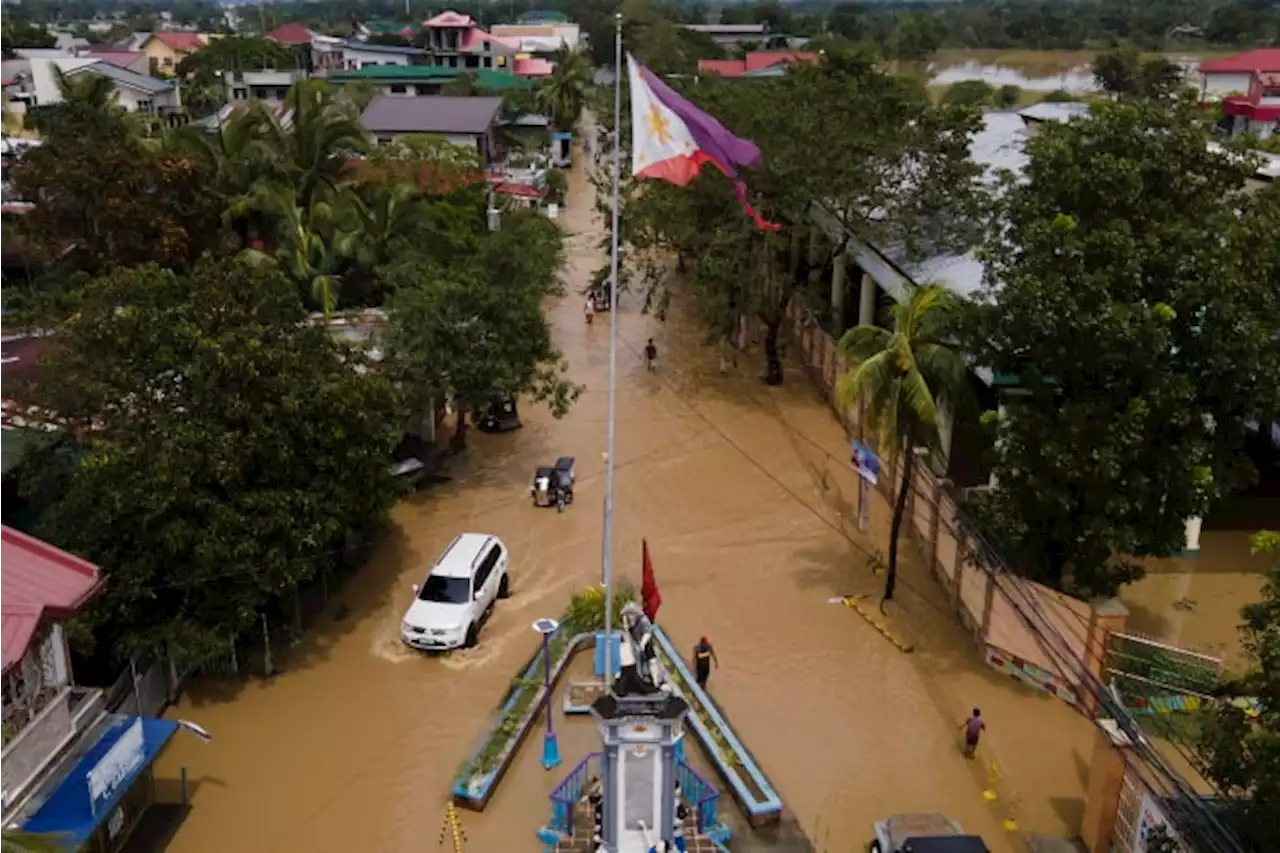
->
[641, 539, 661, 622]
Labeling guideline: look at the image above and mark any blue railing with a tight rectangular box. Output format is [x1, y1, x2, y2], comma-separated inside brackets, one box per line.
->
[676, 759, 719, 832]
[549, 751, 600, 836]
[547, 753, 720, 838]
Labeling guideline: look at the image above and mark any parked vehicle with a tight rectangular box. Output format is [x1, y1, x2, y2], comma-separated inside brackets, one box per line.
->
[401, 533, 511, 651]
[475, 392, 522, 433]
[531, 456, 575, 511]
[869, 814, 988, 853]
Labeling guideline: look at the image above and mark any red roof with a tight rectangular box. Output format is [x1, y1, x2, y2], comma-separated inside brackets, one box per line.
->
[424, 11, 476, 28]
[2, 527, 104, 673]
[150, 32, 206, 53]
[514, 57, 555, 77]
[1199, 49, 1280, 75]
[85, 50, 143, 69]
[698, 51, 818, 78]
[266, 21, 315, 46]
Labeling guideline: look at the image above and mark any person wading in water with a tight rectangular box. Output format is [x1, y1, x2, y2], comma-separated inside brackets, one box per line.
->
[961, 708, 986, 758]
[585, 292, 596, 325]
[693, 636, 718, 690]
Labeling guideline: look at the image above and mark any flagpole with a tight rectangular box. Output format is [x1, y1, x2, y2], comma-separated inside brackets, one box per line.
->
[601, 11, 623, 699]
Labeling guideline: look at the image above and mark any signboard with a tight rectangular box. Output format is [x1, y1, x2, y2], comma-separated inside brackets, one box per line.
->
[87, 719, 145, 816]
[850, 440, 880, 486]
[1134, 790, 1184, 853]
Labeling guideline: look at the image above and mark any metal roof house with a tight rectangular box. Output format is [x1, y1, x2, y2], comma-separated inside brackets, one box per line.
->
[360, 94, 504, 165]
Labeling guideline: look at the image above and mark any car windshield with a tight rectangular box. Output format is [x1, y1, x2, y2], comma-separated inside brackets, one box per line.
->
[418, 575, 471, 604]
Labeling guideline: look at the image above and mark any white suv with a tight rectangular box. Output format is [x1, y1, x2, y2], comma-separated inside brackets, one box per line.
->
[401, 533, 510, 651]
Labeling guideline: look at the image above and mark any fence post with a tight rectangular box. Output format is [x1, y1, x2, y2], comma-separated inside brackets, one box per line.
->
[1082, 598, 1129, 717]
[950, 527, 966, 610]
[230, 632, 239, 675]
[131, 657, 143, 717]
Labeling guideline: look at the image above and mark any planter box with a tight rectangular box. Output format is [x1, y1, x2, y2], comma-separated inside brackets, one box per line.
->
[651, 627, 784, 826]
[451, 632, 594, 811]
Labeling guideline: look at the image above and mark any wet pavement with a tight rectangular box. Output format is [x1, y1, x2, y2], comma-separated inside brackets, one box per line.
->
[155, 148, 1090, 853]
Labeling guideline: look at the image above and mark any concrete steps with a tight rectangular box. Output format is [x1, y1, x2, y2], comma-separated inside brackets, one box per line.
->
[550, 802, 722, 852]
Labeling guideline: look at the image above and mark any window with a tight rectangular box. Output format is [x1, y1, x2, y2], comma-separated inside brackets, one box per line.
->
[390, 85, 406, 95]
[418, 575, 470, 604]
[232, 87, 248, 100]
[163, 57, 173, 68]
[474, 544, 503, 589]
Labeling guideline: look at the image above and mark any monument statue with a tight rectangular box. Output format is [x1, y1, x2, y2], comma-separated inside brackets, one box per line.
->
[615, 602, 664, 696]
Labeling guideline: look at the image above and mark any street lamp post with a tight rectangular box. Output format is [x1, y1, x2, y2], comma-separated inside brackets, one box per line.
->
[533, 618, 561, 770]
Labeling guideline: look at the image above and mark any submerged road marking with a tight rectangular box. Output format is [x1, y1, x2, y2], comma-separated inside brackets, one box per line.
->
[838, 596, 914, 653]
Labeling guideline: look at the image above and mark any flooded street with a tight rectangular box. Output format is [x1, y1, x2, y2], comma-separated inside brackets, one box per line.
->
[156, 152, 1089, 853]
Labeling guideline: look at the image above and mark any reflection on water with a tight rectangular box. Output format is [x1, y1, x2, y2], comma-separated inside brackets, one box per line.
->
[155, 124, 1094, 853]
[930, 60, 1095, 92]
[920, 49, 1214, 93]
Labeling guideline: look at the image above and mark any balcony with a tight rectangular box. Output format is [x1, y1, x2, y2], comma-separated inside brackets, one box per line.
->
[1, 686, 104, 815]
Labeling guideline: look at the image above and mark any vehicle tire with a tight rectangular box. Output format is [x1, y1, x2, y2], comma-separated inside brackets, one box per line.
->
[498, 573, 511, 599]
[464, 624, 479, 649]
[868, 840, 882, 853]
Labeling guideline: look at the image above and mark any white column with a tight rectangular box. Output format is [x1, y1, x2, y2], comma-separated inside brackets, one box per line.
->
[831, 253, 847, 332]
[858, 271, 876, 326]
[1184, 516, 1203, 555]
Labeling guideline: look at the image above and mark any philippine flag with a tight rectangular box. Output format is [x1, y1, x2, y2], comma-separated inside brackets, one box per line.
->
[627, 54, 781, 231]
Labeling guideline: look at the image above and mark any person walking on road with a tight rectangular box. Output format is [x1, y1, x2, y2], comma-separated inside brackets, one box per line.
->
[585, 292, 596, 325]
[693, 636, 718, 690]
[644, 338, 658, 372]
[961, 708, 986, 758]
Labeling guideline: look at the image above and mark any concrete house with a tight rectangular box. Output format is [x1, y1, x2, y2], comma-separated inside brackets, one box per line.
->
[359, 94, 502, 165]
[421, 11, 520, 74]
[3, 59, 181, 118]
[310, 36, 425, 74]
[139, 31, 207, 76]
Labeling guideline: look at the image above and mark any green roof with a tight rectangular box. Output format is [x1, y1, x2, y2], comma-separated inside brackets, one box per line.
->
[329, 65, 534, 89]
[518, 11, 569, 23]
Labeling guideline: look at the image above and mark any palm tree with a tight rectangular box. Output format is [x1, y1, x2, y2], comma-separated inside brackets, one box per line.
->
[835, 285, 969, 604]
[251, 183, 346, 315]
[52, 67, 118, 110]
[536, 48, 592, 131]
[268, 80, 369, 211]
[1, 829, 70, 853]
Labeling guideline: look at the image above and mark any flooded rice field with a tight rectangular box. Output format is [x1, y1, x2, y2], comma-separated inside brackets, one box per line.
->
[920, 48, 1228, 92]
[155, 154, 1095, 853]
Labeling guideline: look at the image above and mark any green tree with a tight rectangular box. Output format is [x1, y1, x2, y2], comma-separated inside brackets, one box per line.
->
[12, 104, 219, 275]
[1, 22, 56, 55]
[380, 245, 580, 447]
[608, 48, 986, 384]
[251, 183, 347, 314]
[267, 79, 368, 210]
[1198, 531, 1280, 850]
[993, 84, 1022, 109]
[24, 256, 403, 662]
[1093, 47, 1185, 99]
[835, 285, 969, 603]
[963, 98, 1280, 598]
[175, 35, 300, 116]
[943, 80, 995, 108]
[536, 47, 592, 131]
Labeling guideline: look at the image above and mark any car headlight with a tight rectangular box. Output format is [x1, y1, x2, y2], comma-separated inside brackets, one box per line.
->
[401, 621, 414, 634]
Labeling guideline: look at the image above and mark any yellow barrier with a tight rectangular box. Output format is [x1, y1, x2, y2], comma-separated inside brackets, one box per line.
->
[440, 802, 467, 853]
[840, 596, 914, 653]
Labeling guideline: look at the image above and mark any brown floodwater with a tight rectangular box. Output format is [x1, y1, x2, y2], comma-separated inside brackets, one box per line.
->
[918, 48, 1230, 92]
[155, 147, 1093, 853]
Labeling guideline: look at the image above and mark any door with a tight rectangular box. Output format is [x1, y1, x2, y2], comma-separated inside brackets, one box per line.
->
[474, 545, 502, 607]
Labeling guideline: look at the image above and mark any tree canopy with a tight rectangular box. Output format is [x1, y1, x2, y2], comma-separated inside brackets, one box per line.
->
[23, 256, 404, 661]
[963, 95, 1280, 598]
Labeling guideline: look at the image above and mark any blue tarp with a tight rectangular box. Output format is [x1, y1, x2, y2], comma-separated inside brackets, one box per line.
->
[23, 716, 179, 846]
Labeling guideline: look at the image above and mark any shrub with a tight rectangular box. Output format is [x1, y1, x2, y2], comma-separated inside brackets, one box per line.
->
[993, 84, 1021, 109]
[1042, 89, 1076, 103]
[942, 80, 995, 108]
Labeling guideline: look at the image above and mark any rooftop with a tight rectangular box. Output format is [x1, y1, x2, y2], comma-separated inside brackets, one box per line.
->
[329, 65, 533, 89]
[265, 21, 315, 46]
[432, 533, 494, 578]
[683, 23, 768, 35]
[339, 39, 425, 57]
[698, 51, 818, 78]
[2, 526, 105, 672]
[70, 61, 174, 94]
[147, 32, 205, 52]
[82, 50, 143, 70]
[1199, 48, 1280, 75]
[425, 11, 476, 28]
[360, 94, 503, 136]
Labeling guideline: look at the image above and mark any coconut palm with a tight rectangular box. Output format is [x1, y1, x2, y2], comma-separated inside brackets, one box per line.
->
[251, 183, 346, 315]
[267, 79, 369, 211]
[52, 67, 118, 110]
[536, 48, 592, 131]
[835, 285, 969, 604]
[1, 829, 70, 853]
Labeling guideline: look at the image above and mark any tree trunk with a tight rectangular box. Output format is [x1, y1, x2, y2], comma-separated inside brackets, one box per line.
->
[451, 404, 468, 451]
[761, 288, 791, 386]
[885, 440, 915, 604]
